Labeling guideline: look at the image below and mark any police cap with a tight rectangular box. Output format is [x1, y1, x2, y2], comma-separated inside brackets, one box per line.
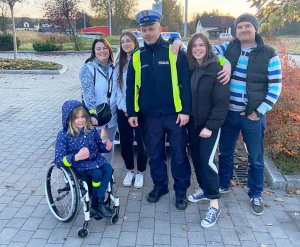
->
[135, 9, 162, 27]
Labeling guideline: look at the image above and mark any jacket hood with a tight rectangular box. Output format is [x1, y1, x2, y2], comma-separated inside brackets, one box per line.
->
[61, 100, 88, 130]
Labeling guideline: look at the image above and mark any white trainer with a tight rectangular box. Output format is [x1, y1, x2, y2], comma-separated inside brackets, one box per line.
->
[134, 173, 144, 189]
[123, 171, 135, 187]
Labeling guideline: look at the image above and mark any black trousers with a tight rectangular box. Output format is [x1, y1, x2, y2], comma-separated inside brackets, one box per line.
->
[117, 109, 147, 172]
[144, 114, 191, 196]
[188, 121, 221, 199]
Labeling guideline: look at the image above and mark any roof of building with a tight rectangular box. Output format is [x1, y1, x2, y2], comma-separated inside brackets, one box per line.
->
[196, 15, 235, 29]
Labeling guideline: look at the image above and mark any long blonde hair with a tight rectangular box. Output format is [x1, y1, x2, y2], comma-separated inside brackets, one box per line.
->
[67, 106, 93, 136]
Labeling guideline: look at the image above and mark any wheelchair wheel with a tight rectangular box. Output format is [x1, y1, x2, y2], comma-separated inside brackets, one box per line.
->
[78, 228, 89, 238]
[110, 212, 118, 224]
[45, 164, 80, 222]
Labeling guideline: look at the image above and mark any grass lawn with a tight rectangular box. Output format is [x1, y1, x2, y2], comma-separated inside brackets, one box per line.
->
[0, 58, 61, 70]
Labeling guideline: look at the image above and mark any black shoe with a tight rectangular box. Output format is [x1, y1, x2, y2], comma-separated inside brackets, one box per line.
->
[92, 198, 114, 218]
[175, 195, 188, 210]
[250, 197, 264, 216]
[147, 188, 169, 203]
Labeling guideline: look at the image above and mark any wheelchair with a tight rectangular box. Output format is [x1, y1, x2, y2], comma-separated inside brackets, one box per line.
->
[45, 163, 120, 238]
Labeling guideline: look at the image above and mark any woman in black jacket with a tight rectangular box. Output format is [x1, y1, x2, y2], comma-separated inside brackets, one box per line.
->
[186, 33, 230, 228]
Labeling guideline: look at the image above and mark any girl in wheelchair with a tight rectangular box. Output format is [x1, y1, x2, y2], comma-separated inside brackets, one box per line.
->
[55, 99, 114, 218]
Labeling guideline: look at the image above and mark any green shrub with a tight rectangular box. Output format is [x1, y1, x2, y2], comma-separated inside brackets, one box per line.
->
[0, 33, 21, 51]
[33, 36, 63, 52]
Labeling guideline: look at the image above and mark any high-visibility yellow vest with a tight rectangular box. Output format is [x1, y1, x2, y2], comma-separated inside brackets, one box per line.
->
[132, 45, 182, 113]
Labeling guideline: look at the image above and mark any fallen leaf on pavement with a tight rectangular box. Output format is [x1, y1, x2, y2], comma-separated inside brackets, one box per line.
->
[266, 223, 272, 226]
[264, 188, 274, 196]
[5, 183, 14, 188]
[230, 180, 237, 186]
[274, 197, 284, 202]
[238, 156, 247, 162]
[31, 188, 37, 193]
[182, 224, 189, 232]
[123, 216, 128, 221]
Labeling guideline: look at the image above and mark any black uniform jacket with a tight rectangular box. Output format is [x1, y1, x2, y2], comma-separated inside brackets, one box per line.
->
[126, 35, 191, 117]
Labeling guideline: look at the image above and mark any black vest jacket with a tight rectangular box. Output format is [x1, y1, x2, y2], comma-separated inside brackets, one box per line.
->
[224, 34, 276, 115]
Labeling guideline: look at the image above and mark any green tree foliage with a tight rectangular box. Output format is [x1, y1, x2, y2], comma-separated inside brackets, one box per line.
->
[0, 32, 20, 51]
[161, 0, 183, 32]
[90, 0, 137, 34]
[248, 0, 300, 34]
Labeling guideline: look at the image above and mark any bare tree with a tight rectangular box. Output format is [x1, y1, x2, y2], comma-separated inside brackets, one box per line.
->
[0, 0, 25, 60]
[0, 3, 9, 32]
[44, 0, 80, 50]
[90, 0, 137, 34]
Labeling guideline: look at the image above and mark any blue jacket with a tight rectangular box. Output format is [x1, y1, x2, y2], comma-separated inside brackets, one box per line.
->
[126, 36, 191, 117]
[55, 100, 109, 173]
[79, 59, 118, 128]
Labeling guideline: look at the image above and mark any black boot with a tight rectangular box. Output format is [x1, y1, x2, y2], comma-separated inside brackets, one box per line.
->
[96, 197, 114, 218]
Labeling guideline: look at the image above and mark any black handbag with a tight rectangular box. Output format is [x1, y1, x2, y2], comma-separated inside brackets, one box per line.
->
[96, 102, 112, 126]
[94, 67, 114, 126]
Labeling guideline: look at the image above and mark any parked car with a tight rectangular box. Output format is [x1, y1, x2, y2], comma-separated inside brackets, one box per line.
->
[219, 33, 233, 40]
[161, 32, 181, 42]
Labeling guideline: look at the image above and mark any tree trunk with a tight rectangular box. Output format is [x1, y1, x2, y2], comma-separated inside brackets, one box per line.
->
[10, 5, 17, 61]
[68, 19, 79, 51]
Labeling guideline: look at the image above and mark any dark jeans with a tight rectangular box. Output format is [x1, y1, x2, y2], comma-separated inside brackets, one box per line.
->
[79, 163, 112, 199]
[219, 111, 265, 198]
[117, 110, 147, 172]
[188, 121, 221, 199]
[144, 114, 191, 196]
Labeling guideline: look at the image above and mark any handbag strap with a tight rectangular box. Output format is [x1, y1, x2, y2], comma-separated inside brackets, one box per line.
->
[94, 67, 114, 99]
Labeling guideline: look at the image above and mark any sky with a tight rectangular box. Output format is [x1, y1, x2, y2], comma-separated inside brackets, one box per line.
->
[13, 0, 256, 20]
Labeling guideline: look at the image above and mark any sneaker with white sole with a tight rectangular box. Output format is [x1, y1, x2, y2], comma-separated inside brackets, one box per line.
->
[123, 171, 135, 187]
[188, 189, 209, 202]
[250, 197, 264, 216]
[219, 187, 230, 194]
[134, 172, 144, 189]
[201, 206, 221, 228]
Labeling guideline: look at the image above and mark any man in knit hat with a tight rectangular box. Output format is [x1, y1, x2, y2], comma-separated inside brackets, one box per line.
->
[213, 13, 282, 215]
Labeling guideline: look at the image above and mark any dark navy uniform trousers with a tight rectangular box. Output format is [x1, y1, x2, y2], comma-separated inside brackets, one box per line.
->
[144, 114, 191, 196]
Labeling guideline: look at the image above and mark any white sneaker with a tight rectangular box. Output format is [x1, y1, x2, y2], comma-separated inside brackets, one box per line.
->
[123, 171, 135, 187]
[134, 173, 144, 189]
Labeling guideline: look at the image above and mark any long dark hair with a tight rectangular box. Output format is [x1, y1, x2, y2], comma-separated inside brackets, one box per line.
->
[86, 38, 114, 64]
[187, 33, 214, 71]
[118, 31, 139, 88]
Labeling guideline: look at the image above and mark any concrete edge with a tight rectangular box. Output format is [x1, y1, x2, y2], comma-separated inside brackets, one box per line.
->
[0, 65, 67, 75]
[284, 175, 300, 190]
[264, 155, 300, 190]
[264, 155, 287, 190]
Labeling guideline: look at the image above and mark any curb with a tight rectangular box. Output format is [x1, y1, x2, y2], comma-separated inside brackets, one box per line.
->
[264, 155, 300, 190]
[0, 65, 67, 75]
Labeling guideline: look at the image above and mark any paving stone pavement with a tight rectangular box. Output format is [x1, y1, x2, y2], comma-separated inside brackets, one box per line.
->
[0, 52, 299, 247]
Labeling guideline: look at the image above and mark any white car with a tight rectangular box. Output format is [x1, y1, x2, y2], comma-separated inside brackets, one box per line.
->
[219, 33, 233, 40]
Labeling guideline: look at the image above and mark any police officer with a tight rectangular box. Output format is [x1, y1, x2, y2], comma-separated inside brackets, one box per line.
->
[126, 9, 191, 210]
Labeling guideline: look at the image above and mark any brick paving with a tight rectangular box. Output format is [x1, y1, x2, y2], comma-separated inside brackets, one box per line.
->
[0, 52, 299, 247]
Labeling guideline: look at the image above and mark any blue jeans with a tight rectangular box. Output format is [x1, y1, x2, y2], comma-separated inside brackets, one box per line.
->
[79, 163, 112, 199]
[219, 111, 265, 198]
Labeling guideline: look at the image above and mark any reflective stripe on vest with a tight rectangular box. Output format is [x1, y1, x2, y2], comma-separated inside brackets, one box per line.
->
[132, 45, 182, 113]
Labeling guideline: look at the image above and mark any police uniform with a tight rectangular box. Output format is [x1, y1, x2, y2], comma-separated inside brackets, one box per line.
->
[126, 9, 191, 209]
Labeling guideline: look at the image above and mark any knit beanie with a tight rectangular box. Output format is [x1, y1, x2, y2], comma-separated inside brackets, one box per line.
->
[234, 13, 259, 31]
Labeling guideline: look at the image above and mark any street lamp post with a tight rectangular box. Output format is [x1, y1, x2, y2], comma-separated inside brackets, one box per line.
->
[184, 0, 188, 37]
[108, 0, 112, 36]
